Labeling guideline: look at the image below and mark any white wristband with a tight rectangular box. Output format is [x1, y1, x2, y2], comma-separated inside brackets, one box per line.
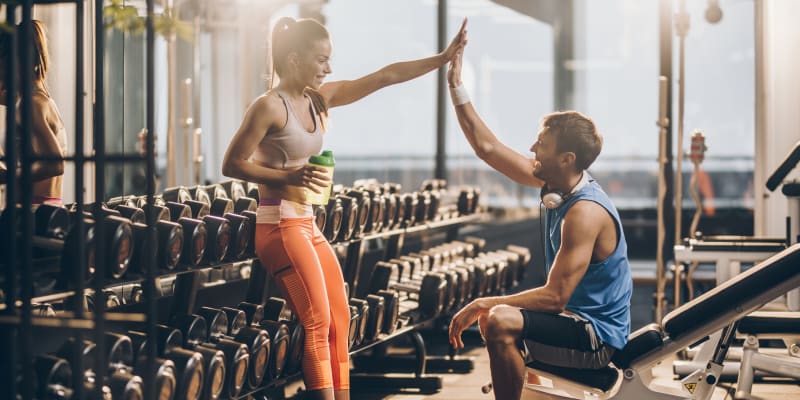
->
[449, 84, 470, 106]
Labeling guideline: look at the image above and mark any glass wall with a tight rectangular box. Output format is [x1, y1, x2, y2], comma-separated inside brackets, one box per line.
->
[22, 0, 754, 227]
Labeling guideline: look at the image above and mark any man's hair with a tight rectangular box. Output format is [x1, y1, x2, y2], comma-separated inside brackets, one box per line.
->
[542, 111, 603, 171]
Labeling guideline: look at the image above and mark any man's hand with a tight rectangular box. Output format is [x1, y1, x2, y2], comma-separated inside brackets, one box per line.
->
[448, 298, 492, 349]
[442, 18, 468, 63]
[447, 47, 464, 88]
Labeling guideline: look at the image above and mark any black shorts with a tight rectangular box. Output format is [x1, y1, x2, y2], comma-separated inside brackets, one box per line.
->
[519, 309, 615, 369]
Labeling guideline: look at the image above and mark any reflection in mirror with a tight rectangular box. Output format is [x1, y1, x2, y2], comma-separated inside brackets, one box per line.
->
[103, 0, 195, 200]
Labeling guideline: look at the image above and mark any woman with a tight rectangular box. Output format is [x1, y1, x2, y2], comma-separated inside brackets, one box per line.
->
[0, 20, 67, 206]
[222, 17, 467, 400]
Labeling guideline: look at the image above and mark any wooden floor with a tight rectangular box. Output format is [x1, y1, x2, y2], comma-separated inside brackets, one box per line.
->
[285, 333, 800, 400]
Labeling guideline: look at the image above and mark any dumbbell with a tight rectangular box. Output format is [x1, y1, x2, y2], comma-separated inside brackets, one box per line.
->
[180, 199, 211, 220]
[363, 294, 385, 343]
[56, 335, 147, 400]
[85, 289, 123, 311]
[127, 326, 205, 400]
[256, 298, 292, 381]
[188, 185, 212, 206]
[344, 189, 371, 239]
[80, 212, 134, 280]
[413, 252, 472, 312]
[33, 354, 74, 399]
[381, 189, 397, 232]
[206, 184, 229, 201]
[313, 205, 327, 233]
[140, 203, 172, 222]
[356, 186, 384, 234]
[163, 186, 195, 204]
[452, 238, 481, 258]
[282, 319, 305, 377]
[414, 191, 431, 224]
[398, 192, 419, 228]
[237, 301, 264, 326]
[39, 218, 95, 287]
[34, 203, 71, 239]
[394, 256, 458, 311]
[11, 204, 80, 278]
[374, 289, 399, 334]
[335, 193, 358, 242]
[421, 178, 447, 192]
[504, 244, 532, 283]
[114, 206, 184, 272]
[106, 195, 140, 210]
[493, 249, 522, 290]
[397, 255, 460, 313]
[206, 184, 257, 219]
[167, 315, 228, 400]
[198, 215, 231, 264]
[348, 298, 370, 347]
[245, 181, 260, 204]
[260, 299, 304, 377]
[219, 180, 259, 214]
[324, 196, 344, 242]
[220, 180, 246, 201]
[457, 187, 476, 215]
[240, 210, 258, 258]
[348, 305, 359, 349]
[474, 253, 506, 295]
[168, 312, 253, 400]
[196, 306, 271, 393]
[380, 183, 404, 229]
[31, 303, 57, 317]
[369, 261, 446, 320]
[476, 252, 511, 294]
[145, 201, 207, 268]
[115, 204, 146, 224]
[196, 204, 254, 262]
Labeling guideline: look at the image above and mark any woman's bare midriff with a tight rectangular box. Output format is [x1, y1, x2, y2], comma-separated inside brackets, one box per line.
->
[258, 182, 311, 205]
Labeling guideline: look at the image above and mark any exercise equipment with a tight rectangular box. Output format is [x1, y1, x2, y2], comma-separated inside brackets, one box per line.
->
[518, 244, 800, 400]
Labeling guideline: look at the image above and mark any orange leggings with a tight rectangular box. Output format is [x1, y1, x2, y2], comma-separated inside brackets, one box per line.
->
[255, 217, 350, 391]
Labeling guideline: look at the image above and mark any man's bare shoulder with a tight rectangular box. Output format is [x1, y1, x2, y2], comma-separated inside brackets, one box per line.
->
[563, 200, 613, 229]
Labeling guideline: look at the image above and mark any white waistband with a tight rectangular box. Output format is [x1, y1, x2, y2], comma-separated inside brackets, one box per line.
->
[256, 199, 314, 223]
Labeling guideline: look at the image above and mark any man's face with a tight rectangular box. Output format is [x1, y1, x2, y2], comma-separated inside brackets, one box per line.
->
[530, 127, 558, 181]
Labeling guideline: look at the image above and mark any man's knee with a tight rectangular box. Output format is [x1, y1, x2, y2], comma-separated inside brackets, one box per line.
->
[484, 305, 522, 344]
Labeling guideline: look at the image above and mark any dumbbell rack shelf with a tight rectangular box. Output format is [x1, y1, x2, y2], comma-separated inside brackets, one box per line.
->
[335, 211, 488, 300]
[14, 259, 252, 308]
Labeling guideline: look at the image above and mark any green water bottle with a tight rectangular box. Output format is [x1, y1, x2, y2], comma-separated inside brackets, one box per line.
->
[307, 150, 335, 205]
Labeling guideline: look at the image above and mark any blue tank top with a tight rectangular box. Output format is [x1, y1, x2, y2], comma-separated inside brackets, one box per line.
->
[544, 174, 633, 349]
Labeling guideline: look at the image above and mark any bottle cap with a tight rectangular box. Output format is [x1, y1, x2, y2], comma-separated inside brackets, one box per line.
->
[309, 150, 335, 167]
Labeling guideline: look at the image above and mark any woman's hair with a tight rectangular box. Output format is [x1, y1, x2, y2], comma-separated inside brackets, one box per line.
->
[270, 16, 330, 127]
[0, 20, 50, 83]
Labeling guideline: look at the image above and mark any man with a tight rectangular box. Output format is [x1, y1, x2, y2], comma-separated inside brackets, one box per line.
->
[446, 41, 633, 400]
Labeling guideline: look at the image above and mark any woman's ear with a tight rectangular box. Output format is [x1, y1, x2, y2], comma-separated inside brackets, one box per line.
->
[287, 52, 300, 70]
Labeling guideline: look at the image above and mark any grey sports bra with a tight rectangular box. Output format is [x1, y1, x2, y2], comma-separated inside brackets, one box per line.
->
[252, 90, 324, 170]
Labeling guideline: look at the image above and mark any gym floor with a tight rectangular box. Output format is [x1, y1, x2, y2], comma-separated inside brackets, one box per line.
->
[285, 332, 800, 400]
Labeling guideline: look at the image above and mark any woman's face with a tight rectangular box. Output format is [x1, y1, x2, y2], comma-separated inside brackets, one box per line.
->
[298, 38, 332, 90]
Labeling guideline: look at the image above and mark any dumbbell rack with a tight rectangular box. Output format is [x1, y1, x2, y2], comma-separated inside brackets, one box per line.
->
[0, 1, 170, 399]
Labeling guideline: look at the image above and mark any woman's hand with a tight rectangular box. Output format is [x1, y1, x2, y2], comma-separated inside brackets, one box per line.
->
[442, 18, 468, 63]
[285, 165, 331, 194]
